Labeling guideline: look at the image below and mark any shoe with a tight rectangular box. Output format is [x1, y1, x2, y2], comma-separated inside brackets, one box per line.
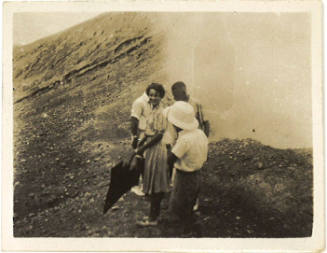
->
[131, 186, 145, 196]
[136, 218, 158, 227]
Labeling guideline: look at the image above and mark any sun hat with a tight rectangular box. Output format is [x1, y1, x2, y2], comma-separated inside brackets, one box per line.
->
[167, 101, 199, 130]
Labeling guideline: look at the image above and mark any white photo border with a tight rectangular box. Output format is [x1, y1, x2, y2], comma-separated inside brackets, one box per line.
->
[2, 1, 324, 252]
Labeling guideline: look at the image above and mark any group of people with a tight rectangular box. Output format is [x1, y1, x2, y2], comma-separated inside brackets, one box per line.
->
[128, 81, 209, 235]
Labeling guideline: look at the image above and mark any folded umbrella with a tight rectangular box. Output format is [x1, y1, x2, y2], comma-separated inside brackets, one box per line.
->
[103, 155, 144, 214]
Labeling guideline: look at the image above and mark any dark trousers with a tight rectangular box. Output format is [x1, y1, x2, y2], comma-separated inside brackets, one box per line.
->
[149, 192, 164, 221]
[169, 169, 200, 232]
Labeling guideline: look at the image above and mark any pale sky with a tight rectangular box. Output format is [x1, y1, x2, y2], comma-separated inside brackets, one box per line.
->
[13, 12, 101, 45]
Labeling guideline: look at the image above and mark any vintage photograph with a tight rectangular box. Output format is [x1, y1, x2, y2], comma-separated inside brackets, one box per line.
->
[2, 0, 324, 252]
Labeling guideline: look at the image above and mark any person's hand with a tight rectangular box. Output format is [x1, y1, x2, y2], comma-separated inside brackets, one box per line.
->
[135, 148, 143, 156]
[131, 136, 138, 149]
[122, 156, 130, 167]
[122, 150, 136, 166]
[129, 156, 138, 171]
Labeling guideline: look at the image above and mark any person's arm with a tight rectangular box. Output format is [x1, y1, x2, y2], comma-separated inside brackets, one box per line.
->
[164, 122, 178, 146]
[167, 148, 178, 177]
[130, 116, 139, 149]
[130, 116, 139, 136]
[131, 97, 143, 148]
[196, 103, 210, 137]
[168, 135, 189, 171]
[203, 120, 210, 137]
[136, 132, 164, 156]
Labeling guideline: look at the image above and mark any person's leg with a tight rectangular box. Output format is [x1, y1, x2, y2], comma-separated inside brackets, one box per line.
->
[181, 172, 200, 235]
[131, 133, 146, 196]
[137, 193, 163, 226]
[149, 194, 157, 221]
[193, 170, 202, 211]
[169, 170, 184, 219]
[171, 168, 176, 186]
[149, 192, 164, 221]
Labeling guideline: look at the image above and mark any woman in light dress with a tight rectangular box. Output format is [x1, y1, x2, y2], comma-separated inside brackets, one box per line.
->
[133, 83, 170, 226]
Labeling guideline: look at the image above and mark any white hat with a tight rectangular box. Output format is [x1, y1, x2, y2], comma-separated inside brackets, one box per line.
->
[168, 101, 199, 130]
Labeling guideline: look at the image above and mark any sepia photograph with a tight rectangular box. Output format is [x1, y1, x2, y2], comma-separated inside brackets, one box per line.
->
[2, 0, 324, 252]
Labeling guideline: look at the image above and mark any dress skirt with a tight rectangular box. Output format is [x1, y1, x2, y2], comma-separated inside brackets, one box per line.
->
[142, 139, 170, 195]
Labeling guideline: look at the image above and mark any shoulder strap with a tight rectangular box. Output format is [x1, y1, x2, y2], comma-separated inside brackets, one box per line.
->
[196, 103, 204, 129]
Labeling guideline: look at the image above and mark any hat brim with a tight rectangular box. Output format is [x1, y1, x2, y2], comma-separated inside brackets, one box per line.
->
[168, 114, 199, 130]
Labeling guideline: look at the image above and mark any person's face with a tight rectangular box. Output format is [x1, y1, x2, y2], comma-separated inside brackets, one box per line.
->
[148, 88, 161, 107]
[172, 87, 188, 101]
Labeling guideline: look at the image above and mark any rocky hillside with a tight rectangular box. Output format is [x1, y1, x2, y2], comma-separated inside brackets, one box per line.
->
[203, 139, 312, 237]
[13, 13, 312, 238]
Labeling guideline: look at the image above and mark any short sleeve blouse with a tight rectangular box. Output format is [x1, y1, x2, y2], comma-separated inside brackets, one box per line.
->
[144, 105, 167, 136]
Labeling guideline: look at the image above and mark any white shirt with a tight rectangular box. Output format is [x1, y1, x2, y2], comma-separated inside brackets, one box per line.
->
[172, 129, 208, 172]
[162, 106, 178, 145]
[130, 93, 150, 131]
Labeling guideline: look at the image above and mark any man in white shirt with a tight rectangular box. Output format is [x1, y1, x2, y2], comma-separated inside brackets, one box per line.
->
[166, 81, 210, 211]
[130, 92, 152, 196]
[130, 92, 151, 148]
[167, 101, 208, 235]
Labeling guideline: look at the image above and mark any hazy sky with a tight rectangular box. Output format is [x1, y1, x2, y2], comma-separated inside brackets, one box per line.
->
[159, 13, 311, 148]
[14, 12, 101, 45]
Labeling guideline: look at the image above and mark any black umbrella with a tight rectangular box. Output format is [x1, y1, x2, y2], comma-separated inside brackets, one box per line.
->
[103, 155, 144, 214]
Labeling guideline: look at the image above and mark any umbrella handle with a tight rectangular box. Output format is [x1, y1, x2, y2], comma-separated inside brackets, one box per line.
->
[137, 136, 148, 148]
[126, 153, 136, 166]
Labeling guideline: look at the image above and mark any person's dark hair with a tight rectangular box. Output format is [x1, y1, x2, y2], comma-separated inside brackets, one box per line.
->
[171, 81, 186, 92]
[146, 83, 165, 98]
[171, 81, 188, 101]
